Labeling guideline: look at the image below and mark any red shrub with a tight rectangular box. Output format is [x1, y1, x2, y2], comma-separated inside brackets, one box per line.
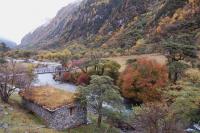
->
[62, 72, 72, 82]
[77, 73, 90, 85]
[118, 58, 168, 102]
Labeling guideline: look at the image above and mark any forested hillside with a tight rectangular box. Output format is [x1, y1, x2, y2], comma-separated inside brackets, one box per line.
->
[19, 0, 200, 54]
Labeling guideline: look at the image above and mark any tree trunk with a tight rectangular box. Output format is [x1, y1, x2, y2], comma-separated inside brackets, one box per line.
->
[97, 113, 102, 128]
[0, 86, 9, 103]
[168, 71, 172, 81]
[97, 101, 103, 128]
[1, 95, 9, 103]
[173, 72, 178, 84]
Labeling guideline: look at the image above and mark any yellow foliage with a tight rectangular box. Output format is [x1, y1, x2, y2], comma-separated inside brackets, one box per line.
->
[94, 35, 103, 42]
[101, 43, 108, 49]
[36, 48, 71, 61]
[135, 39, 146, 48]
[19, 86, 76, 110]
[63, 48, 71, 56]
[185, 68, 200, 83]
[156, 1, 199, 33]
[94, 0, 110, 6]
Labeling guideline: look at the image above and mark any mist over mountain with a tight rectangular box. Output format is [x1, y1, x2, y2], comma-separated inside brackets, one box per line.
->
[0, 37, 17, 48]
[19, 0, 200, 51]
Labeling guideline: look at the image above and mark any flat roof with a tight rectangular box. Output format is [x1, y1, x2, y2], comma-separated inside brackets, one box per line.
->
[19, 86, 77, 111]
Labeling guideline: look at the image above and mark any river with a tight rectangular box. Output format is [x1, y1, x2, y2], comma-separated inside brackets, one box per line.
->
[34, 73, 77, 92]
[12, 59, 77, 92]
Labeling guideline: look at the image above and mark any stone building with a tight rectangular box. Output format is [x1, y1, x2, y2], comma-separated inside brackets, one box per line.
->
[19, 86, 87, 130]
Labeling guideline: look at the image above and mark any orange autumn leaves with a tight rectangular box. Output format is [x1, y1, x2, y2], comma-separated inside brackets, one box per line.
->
[118, 58, 168, 102]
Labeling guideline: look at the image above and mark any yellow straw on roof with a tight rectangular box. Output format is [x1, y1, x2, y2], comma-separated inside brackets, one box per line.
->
[20, 86, 76, 110]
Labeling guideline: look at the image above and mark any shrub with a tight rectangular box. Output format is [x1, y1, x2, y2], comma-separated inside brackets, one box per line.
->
[77, 73, 90, 85]
[103, 60, 121, 83]
[118, 58, 168, 103]
[126, 59, 137, 65]
[88, 60, 121, 83]
[185, 68, 200, 84]
[167, 87, 200, 126]
[134, 103, 184, 133]
[168, 61, 188, 84]
[62, 72, 72, 82]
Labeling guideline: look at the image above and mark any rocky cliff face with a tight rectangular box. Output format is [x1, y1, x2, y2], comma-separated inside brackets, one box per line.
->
[20, 0, 200, 50]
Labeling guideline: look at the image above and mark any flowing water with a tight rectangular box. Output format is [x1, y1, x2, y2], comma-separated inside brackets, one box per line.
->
[15, 59, 77, 92]
[34, 73, 77, 92]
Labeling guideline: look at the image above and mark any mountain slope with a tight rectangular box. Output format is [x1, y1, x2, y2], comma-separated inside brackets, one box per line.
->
[20, 0, 153, 49]
[20, 2, 80, 49]
[20, 0, 200, 51]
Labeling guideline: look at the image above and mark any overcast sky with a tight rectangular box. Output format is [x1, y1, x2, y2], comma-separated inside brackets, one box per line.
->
[0, 0, 76, 44]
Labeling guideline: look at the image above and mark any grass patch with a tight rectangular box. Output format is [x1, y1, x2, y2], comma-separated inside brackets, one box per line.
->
[71, 113, 120, 133]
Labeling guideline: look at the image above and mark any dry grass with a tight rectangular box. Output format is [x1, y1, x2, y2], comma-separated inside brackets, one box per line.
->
[19, 86, 76, 110]
[106, 53, 167, 71]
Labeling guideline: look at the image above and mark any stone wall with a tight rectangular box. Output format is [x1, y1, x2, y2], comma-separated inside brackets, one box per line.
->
[22, 99, 87, 130]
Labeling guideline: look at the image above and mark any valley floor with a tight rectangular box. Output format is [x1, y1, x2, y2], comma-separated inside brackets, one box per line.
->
[0, 94, 120, 133]
[106, 53, 167, 71]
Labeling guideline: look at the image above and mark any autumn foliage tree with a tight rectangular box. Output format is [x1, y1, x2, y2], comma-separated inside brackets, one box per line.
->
[118, 58, 168, 103]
